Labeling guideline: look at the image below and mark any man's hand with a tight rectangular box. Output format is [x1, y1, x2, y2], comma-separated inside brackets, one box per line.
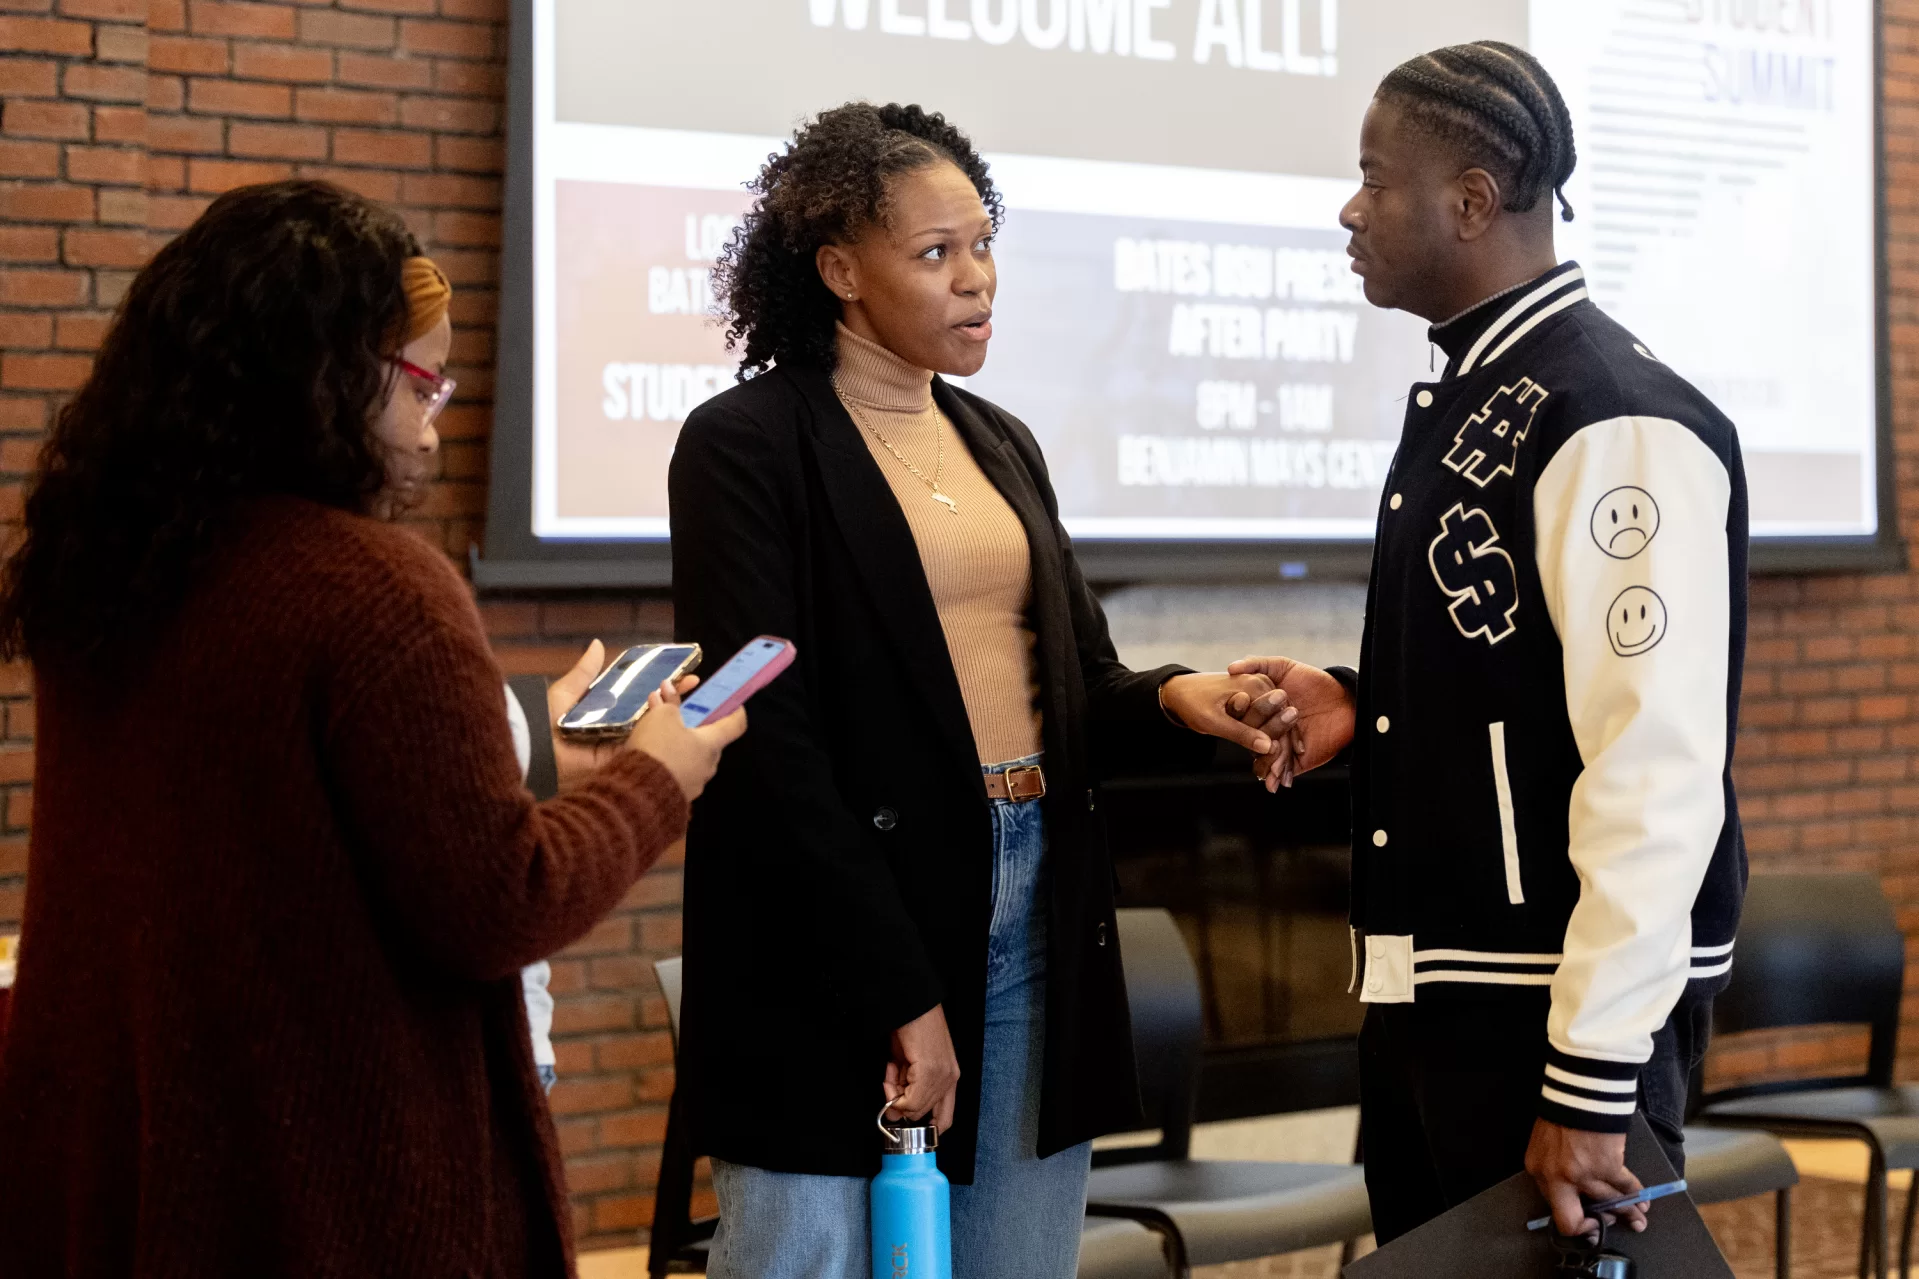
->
[1525, 1119, 1647, 1238]
[1225, 656, 1356, 790]
[1157, 672, 1293, 757]
[884, 1004, 962, 1134]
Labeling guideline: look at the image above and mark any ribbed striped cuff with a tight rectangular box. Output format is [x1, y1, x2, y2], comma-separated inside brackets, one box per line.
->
[1538, 1044, 1640, 1134]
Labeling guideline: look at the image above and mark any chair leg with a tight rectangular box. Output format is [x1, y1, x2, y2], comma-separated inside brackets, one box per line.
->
[1775, 1186, 1791, 1279]
[1867, 1149, 1891, 1279]
[1901, 1168, 1918, 1279]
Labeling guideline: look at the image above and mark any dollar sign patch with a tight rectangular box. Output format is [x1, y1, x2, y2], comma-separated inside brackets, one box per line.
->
[1427, 503, 1520, 645]
[1442, 377, 1548, 487]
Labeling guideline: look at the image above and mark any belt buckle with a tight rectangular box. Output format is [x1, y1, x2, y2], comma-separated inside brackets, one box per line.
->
[1003, 764, 1046, 802]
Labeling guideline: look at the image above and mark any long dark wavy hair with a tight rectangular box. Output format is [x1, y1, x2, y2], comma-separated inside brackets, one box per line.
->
[0, 179, 418, 667]
[714, 102, 1003, 377]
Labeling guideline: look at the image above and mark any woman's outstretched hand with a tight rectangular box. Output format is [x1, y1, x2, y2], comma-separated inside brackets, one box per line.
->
[1226, 656, 1355, 791]
[884, 1004, 961, 1134]
[547, 640, 747, 799]
[1157, 672, 1296, 758]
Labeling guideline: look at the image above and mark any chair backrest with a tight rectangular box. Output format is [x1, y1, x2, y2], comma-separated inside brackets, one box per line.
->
[1706, 872, 1904, 1098]
[1100, 908, 1205, 1166]
[654, 955, 685, 1053]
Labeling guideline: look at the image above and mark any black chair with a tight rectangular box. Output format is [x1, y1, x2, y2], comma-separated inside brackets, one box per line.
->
[1678, 1126, 1797, 1279]
[1084, 909, 1372, 1277]
[647, 957, 1177, 1279]
[1691, 872, 1909, 1279]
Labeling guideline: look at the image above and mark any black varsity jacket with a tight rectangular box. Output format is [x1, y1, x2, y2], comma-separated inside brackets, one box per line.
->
[1346, 261, 1750, 1133]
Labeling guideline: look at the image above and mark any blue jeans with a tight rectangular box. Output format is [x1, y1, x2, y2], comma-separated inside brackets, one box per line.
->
[708, 756, 1093, 1279]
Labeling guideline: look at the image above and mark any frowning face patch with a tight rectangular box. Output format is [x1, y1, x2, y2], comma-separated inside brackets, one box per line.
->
[1591, 486, 1660, 560]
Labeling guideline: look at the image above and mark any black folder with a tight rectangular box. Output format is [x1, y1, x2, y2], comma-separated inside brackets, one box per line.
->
[1343, 1116, 1733, 1278]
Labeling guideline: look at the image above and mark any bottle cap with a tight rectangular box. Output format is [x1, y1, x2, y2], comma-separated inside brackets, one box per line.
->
[876, 1100, 938, 1154]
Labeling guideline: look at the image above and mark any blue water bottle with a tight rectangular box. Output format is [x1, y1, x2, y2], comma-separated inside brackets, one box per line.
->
[871, 1101, 953, 1279]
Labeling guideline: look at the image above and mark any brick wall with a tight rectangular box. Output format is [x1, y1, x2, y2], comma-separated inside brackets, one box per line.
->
[1, 0, 1918, 1252]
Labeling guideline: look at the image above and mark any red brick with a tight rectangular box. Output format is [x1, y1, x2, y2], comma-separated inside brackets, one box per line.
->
[398, 94, 495, 134]
[0, 182, 93, 221]
[293, 85, 396, 124]
[433, 209, 498, 247]
[595, 1109, 667, 1148]
[150, 0, 184, 28]
[0, 267, 85, 306]
[591, 1194, 653, 1233]
[94, 23, 145, 63]
[64, 227, 151, 268]
[432, 59, 502, 97]
[148, 33, 230, 75]
[61, 62, 146, 103]
[149, 113, 224, 153]
[297, 7, 393, 48]
[147, 191, 211, 230]
[2, 352, 89, 390]
[188, 77, 292, 118]
[433, 132, 499, 173]
[291, 163, 397, 201]
[394, 173, 493, 211]
[147, 72, 185, 113]
[0, 58, 59, 98]
[0, 226, 57, 261]
[335, 50, 430, 90]
[146, 151, 186, 190]
[3, 100, 89, 140]
[0, 314, 51, 347]
[66, 144, 146, 185]
[0, 15, 91, 55]
[187, 156, 292, 192]
[91, 106, 144, 144]
[398, 17, 493, 58]
[230, 40, 334, 83]
[188, 0, 295, 39]
[0, 399, 46, 431]
[0, 138, 60, 179]
[57, 0, 145, 18]
[438, 0, 504, 18]
[54, 311, 109, 350]
[329, 126, 427, 167]
[228, 120, 328, 160]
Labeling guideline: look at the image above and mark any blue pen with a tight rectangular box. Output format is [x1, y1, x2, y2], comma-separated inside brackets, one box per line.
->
[1526, 1178, 1689, 1231]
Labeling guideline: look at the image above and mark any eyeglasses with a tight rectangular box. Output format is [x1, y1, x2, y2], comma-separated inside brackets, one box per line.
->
[391, 357, 456, 427]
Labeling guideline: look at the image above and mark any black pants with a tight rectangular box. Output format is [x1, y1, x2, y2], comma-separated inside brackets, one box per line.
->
[1357, 993, 1709, 1245]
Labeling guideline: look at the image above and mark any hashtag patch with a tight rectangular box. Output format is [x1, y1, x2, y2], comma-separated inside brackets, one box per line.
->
[1442, 378, 1548, 487]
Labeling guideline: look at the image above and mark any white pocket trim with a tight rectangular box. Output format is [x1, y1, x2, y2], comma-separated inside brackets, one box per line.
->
[1489, 722, 1523, 905]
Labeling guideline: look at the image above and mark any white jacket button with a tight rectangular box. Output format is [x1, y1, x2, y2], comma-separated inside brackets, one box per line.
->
[1416, 389, 1434, 408]
[1373, 829, 1389, 847]
[1389, 493, 1403, 510]
[1376, 716, 1390, 733]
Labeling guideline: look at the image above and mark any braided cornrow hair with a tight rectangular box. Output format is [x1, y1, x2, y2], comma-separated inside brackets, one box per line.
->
[1376, 41, 1577, 222]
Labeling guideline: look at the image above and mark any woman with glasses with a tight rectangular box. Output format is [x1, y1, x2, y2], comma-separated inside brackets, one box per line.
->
[0, 180, 746, 1276]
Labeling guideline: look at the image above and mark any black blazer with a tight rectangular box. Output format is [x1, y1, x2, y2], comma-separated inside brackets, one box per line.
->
[668, 363, 1208, 1181]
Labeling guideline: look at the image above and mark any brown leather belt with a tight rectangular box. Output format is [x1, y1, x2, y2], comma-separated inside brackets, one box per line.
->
[983, 763, 1047, 803]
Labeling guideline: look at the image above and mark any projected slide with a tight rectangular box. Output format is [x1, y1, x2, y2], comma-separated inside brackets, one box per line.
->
[527, 0, 1875, 542]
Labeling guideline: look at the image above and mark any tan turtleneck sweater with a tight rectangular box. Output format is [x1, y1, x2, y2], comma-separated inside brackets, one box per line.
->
[832, 324, 1043, 765]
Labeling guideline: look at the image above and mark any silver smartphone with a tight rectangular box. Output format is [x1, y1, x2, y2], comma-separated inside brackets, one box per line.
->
[556, 643, 702, 743]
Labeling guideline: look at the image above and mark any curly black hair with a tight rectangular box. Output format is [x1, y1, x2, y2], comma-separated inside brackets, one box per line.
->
[1377, 41, 1578, 221]
[714, 102, 1004, 377]
[0, 179, 418, 667]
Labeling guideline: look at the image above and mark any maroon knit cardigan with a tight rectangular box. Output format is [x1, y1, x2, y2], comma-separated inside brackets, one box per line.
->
[0, 497, 688, 1277]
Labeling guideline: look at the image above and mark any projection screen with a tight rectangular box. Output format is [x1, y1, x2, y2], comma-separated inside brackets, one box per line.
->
[480, 0, 1890, 585]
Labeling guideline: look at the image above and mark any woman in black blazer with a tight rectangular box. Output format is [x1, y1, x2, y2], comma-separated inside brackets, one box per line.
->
[669, 103, 1294, 1279]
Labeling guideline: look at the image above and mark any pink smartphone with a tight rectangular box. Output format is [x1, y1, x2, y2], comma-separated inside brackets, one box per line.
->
[679, 636, 796, 726]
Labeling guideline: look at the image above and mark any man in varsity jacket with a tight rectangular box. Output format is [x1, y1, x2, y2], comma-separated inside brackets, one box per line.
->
[1234, 41, 1748, 1243]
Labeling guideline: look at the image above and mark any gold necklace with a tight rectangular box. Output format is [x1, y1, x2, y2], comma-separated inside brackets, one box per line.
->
[836, 385, 960, 515]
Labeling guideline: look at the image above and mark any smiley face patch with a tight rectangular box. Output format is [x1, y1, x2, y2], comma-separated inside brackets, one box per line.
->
[1591, 486, 1660, 560]
[1607, 586, 1668, 656]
